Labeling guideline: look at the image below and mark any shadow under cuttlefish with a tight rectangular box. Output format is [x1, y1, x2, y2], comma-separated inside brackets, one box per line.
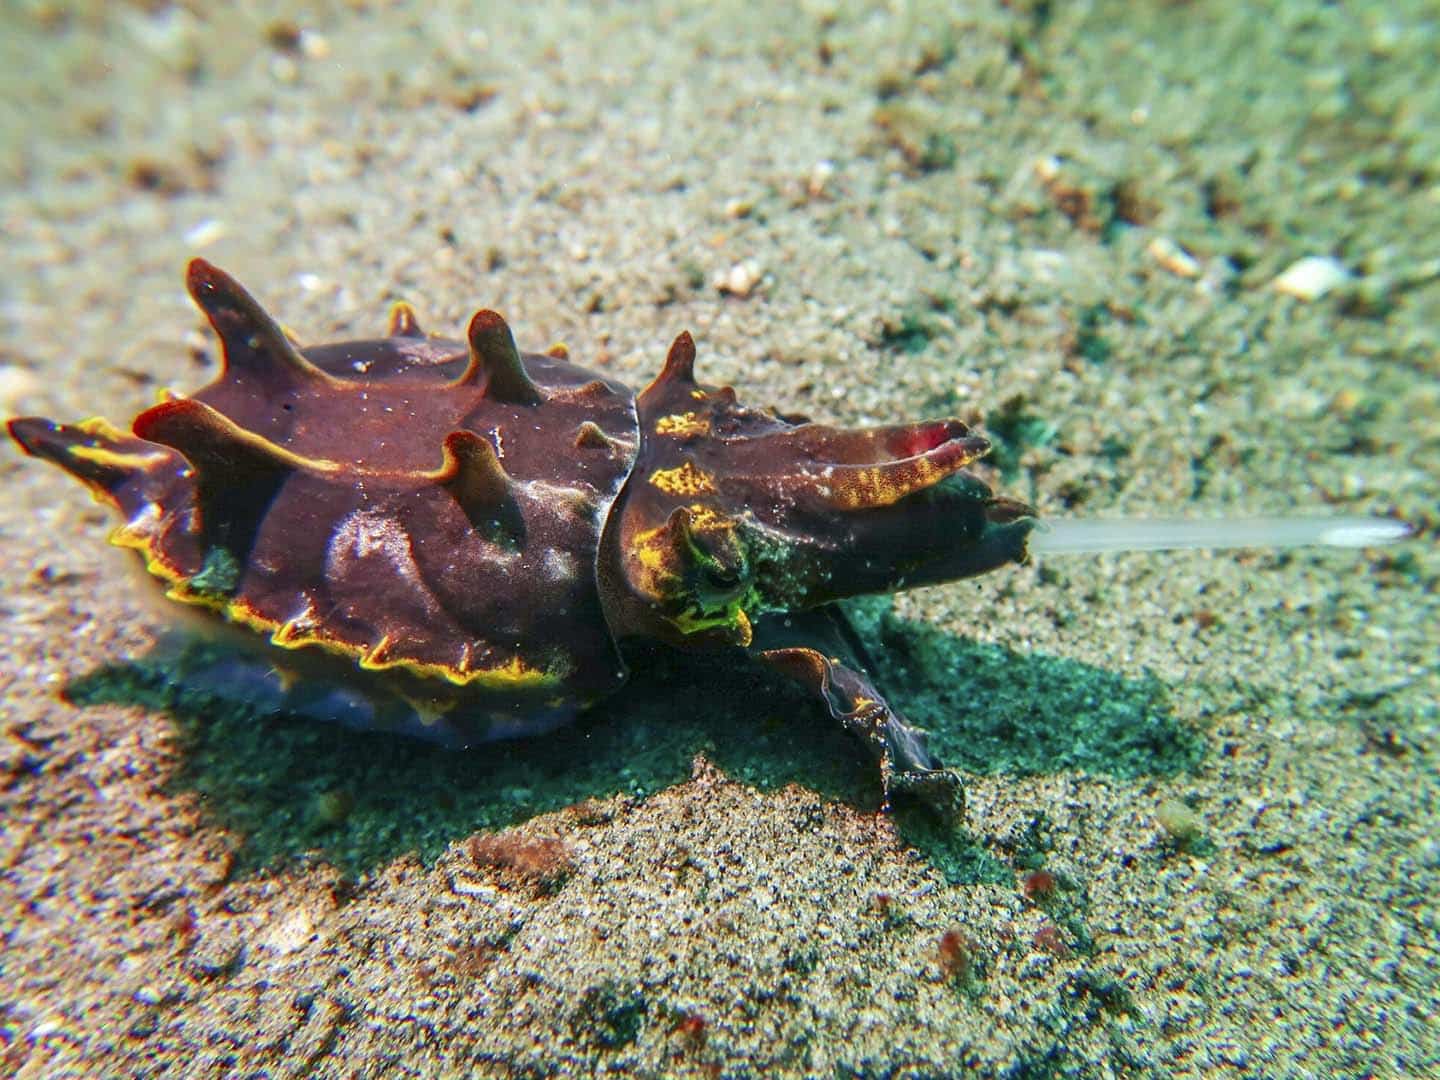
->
[61, 597, 1202, 880]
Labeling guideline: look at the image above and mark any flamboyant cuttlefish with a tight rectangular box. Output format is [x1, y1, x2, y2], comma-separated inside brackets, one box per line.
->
[7, 260, 1407, 821]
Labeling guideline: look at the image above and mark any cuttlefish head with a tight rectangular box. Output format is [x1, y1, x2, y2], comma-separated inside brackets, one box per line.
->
[599, 332, 1036, 649]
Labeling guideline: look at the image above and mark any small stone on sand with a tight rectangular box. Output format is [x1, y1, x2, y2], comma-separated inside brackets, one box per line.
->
[1272, 256, 1350, 300]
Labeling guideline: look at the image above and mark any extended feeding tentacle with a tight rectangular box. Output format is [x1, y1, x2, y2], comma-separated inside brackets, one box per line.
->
[1029, 515, 1412, 555]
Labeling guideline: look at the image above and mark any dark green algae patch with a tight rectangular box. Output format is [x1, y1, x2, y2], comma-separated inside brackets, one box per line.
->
[64, 599, 1198, 881]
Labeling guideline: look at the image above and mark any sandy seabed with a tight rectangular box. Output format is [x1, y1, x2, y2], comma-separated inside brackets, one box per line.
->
[2, 3, 1436, 1077]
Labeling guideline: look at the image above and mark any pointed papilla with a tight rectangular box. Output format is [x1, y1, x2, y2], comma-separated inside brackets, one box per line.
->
[573, 420, 619, 451]
[134, 396, 326, 556]
[636, 331, 700, 413]
[134, 397, 335, 479]
[657, 332, 697, 388]
[664, 504, 697, 549]
[432, 429, 519, 526]
[387, 301, 425, 338]
[186, 259, 336, 390]
[454, 309, 543, 405]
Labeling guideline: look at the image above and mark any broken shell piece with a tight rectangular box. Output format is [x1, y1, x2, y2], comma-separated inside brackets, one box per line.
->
[807, 160, 836, 199]
[183, 219, 227, 248]
[1272, 256, 1350, 301]
[715, 261, 763, 298]
[0, 365, 40, 413]
[1147, 236, 1201, 279]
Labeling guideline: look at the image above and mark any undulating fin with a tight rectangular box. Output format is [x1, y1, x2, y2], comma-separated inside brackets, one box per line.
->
[545, 343, 569, 359]
[387, 301, 424, 338]
[453, 309, 544, 405]
[430, 430, 516, 525]
[663, 503, 698, 550]
[186, 259, 337, 390]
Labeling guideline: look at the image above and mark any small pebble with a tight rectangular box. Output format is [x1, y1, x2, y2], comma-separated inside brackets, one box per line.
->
[312, 789, 352, 828]
[134, 984, 168, 1005]
[1272, 256, 1349, 300]
[1156, 798, 1204, 844]
[271, 55, 300, 84]
[299, 30, 331, 60]
[807, 160, 835, 198]
[185, 930, 244, 979]
[30, 1019, 64, 1040]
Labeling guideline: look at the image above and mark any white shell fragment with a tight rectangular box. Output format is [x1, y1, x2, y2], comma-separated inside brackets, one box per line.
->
[1147, 236, 1201, 279]
[0, 365, 40, 413]
[1272, 256, 1350, 300]
[183, 218, 227, 248]
[715, 261, 763, 298]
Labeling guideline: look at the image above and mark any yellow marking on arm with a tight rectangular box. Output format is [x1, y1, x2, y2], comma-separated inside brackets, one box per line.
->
[648, 460, 716, 496]
[682, 505, 730, 532]
[629, 522, 683, 598]
[68, 445, 173, 472]
[654, 411, 709, 437]
[76, 416, 131, 441]
[830, 457, 949, 510]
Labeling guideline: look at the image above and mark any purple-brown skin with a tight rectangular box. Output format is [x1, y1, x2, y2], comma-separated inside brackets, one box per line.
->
[7, 260, 1036, 823]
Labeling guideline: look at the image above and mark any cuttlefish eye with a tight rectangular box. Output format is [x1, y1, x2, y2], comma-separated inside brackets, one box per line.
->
[700, 563, 742, 591]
